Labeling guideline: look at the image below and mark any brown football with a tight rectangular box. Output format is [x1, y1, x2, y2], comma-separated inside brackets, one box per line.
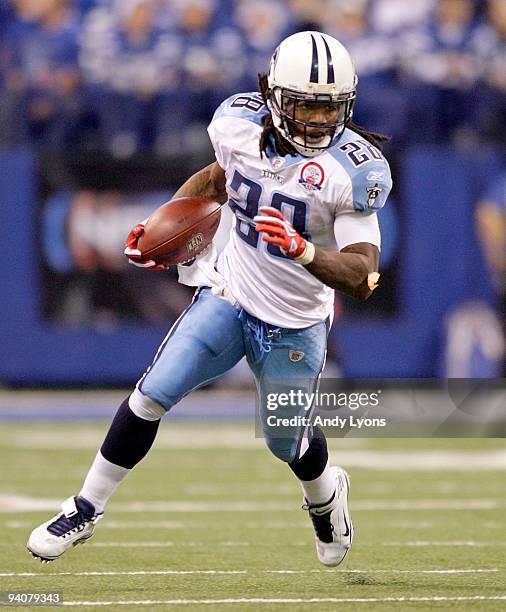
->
[137, 196, 222, 265]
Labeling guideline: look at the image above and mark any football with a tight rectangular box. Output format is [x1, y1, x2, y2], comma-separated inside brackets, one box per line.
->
[137, 196, 222, 265]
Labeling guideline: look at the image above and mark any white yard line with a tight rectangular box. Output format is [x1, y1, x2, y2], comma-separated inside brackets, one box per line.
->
[8, 538, 506, 549]
[1, 494, 504, 513]
[269, 569, 500, 574]
[59, 595, 506, 606]
[0, 568, 499, 577]
[89, 542, 252, 548]
[2, 428, 506, 469]
[4, 520, 188, 529]
[351, 499, 503, 510]
[382, 521, 435, 528]
[483, 521, 504, 528]
[6, 538, 506, 549]
[23, 540, 506, 549]
[328, 450, 506, 471]
[4, 520, 310, 529]
[4, 519, 447, 530]
[0, 570, 249, 577]
[384, 541, 506, 547]
[0, 429, 265, 450]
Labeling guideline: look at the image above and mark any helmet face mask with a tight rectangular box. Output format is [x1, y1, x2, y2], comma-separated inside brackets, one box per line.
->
[265, 31, 358, 157]
[271, 86, 356, 154]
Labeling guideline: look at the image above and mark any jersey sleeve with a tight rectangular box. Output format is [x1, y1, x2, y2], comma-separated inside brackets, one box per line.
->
[207, 93, 266, 169]
[334, 211, 381, 251]
[328, 133, 393, 214]
[207, 115, 233, 169]
[350, 162, 392, 213]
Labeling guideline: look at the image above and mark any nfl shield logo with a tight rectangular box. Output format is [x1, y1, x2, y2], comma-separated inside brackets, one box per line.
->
[186, 233, 204, 255]
[289, 350, 305, 362]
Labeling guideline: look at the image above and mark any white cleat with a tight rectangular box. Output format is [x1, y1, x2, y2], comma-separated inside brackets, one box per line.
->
[303, 466, 354, 566]
[27, 496, 102, 562]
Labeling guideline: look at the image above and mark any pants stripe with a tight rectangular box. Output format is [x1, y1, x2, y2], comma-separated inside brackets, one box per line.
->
[295, 318, 329, 460]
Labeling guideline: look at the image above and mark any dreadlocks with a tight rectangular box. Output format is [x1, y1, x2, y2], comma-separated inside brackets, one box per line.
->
[257, 72, 390, 158]
[345, 122, 391, 149]
[258, 73, 297, 158]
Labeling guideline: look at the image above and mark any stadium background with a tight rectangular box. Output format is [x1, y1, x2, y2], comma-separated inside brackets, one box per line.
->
[1, 0, 506, 385]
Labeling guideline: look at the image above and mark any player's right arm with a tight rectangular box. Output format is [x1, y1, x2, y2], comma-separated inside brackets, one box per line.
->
[172, 161, 228, 204]
[306, 240, 379, 301]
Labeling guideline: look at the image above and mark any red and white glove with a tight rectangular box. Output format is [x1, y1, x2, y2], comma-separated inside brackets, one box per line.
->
[124, 219, 168, 270]
[253, 206, 315, 265]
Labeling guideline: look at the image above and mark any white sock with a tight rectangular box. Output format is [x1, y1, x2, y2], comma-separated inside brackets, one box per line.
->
[79, 451, 130, 513]
[299, 461, 335, 505]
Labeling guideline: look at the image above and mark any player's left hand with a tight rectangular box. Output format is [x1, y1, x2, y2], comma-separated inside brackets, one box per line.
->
[253, 206, 307, 258]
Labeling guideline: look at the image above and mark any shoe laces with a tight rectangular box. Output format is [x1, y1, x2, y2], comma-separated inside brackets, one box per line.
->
[302, 490, 336, 544]
[47, 496, 98, 538]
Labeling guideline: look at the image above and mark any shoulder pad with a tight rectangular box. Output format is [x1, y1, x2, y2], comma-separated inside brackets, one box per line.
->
[212, 93, 267, 127]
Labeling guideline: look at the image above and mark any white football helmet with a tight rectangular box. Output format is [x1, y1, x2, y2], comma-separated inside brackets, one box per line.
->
[266, 31, 357, 157]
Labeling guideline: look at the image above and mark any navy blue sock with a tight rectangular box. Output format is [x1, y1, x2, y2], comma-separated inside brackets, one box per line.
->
[100, 398, 160, 469]
[288, 426, 328, 481]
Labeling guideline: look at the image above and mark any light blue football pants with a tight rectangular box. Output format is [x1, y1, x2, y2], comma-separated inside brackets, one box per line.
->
[138, 287, 328, 463]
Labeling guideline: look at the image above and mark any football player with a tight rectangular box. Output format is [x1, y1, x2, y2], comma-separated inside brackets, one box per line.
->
[28, 31, 392, 567]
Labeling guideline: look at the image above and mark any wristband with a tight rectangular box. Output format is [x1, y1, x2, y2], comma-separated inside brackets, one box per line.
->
[294, 241, 315, 266]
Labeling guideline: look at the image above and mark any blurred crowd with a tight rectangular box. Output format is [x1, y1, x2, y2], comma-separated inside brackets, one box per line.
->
[0, 0, 505, 156]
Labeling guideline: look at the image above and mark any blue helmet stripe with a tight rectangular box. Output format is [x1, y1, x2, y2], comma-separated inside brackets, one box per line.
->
[321, 35, 335, 84]
[309, 34, 319, 83]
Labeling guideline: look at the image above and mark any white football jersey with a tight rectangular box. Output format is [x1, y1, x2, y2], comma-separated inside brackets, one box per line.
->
[180, 92, 392, 329]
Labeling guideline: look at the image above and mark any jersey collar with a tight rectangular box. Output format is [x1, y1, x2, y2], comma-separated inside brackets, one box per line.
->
[265, 133, 307, 169]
